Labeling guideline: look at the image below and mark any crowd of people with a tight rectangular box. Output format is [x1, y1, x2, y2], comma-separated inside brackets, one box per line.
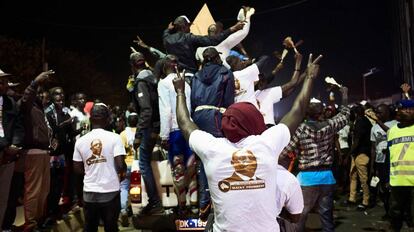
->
[0, 5, 413, 232]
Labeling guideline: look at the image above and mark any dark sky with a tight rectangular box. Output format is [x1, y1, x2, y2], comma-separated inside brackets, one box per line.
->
[1, 0, 396, 108]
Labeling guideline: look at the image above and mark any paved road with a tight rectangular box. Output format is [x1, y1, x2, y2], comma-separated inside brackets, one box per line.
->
[13, 193, 413, 231]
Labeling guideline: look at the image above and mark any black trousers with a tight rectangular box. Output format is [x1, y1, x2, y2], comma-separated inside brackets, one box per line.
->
[370, 162, 390, 214]
[2, 172, 24, 230]
[389, 186, 414, 231]
[84, 193, 120, 232]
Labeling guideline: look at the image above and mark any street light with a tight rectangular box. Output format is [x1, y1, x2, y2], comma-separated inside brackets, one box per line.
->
[362, 67, 380, 100]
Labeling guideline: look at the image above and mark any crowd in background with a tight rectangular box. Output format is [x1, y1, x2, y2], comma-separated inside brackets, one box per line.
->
[0, 4, 413, 232]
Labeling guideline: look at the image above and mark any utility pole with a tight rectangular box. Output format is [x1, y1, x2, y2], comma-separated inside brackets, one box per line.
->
[362, 67, 380, 100]
[42, 36, 48, 71]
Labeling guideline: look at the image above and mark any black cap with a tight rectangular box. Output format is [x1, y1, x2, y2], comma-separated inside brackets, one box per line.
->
[90, 103, 110, 119]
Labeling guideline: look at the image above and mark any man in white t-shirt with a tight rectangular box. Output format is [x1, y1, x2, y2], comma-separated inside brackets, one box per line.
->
[255, 53, 304, 126]
[195, 7, 255, 69]
[367, 103, 398, 218]
[158, 55, 197, 217]
[275, 165, 304, 232]
[73, 103, 126, 231]
[173, 54, 321, 231]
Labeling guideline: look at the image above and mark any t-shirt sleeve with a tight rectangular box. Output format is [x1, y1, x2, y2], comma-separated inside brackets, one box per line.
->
[120, 132, 128, 148]
[245, 64, 260, 82]
[73, 141, 82, 162]
[261, 123, 291, 156]
[284, 177, 304, 214]
[271, 86, 283, 104]
[189, 130, 217, 161]
[114, 135, 127, 157]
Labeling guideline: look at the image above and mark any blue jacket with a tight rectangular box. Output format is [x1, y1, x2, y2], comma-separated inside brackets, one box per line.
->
[191, 63, 235, 137]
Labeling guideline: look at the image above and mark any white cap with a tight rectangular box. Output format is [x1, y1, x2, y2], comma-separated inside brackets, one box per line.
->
[310, 97, 322, 103]
[178, 15, 191, 24]
[0, 68, 11, 77]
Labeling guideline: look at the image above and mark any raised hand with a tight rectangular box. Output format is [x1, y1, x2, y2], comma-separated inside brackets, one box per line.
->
[283, 36, 295, 48]
[283, 36, 300, 54]
[168, 22, 175, 31]
[34, 70, 55, 85]
[173, 65, 185, 94]
[133, 35, 149, 49]
[230, 21, 246, 32]
[294, 53, 303, 70]
[365, 108, 378, 122]
[130, 46, 138, 53]
[306, 54, 323, 79]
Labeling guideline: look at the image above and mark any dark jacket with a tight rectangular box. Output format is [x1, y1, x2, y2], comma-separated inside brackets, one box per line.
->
[0, 95, 24, 150]
[163, 29, 232, 73]
[19, 84, 51, 150]
[351, 116, 372, 156]
[45, 105, 75, 156]
[191, 63, 235, 137]
[133, 69, 160, 137]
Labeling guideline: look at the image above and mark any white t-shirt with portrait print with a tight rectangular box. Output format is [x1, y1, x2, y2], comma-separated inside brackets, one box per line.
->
[233, 63, 260, 108]
[189, 124, 291, 232]
[73, 128, 126, 193]
[255, 86, 283, 125]
[275, 165, 304, 216]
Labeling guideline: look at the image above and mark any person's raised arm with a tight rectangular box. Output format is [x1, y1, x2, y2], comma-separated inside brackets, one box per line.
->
[133, 35, 166, 59]
[280, 54, 322, 135]
[20, 70, 55, 109]
[191, 21, 245, 47]
[365, 109, 390, 132]
[173, 66, 199, 142]
[280, 53, 304, 98]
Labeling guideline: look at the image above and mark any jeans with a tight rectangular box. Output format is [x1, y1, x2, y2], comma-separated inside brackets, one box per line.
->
[389, 186, 414, 231]
[120, 166, 131, 213]
[84, 193, 120, 232]
[198, 161, 210, 209]
[296, 184, 335, 232]
[138, 128, 160, 205]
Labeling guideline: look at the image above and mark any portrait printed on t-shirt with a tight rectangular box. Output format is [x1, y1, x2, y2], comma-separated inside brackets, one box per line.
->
[218, 149, 265, 192]
[234, 78, 246, 97]
[85, 139, 107, 166]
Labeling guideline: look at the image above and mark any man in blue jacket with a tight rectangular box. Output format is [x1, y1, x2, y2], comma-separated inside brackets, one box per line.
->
[190, 47, 235, 220]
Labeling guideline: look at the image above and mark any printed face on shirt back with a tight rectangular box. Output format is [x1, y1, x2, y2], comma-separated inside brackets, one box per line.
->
[86, 139, 106, 166]
[218, 150, 265, 192]
[231, 150, 257, 178]
[91, 139, 103, 156]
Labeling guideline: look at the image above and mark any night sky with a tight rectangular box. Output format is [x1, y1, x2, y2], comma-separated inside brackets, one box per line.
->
[1, 0, 396, 111]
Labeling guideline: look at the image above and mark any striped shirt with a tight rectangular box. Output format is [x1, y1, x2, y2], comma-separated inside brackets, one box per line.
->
[281, 106, 350, 171]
